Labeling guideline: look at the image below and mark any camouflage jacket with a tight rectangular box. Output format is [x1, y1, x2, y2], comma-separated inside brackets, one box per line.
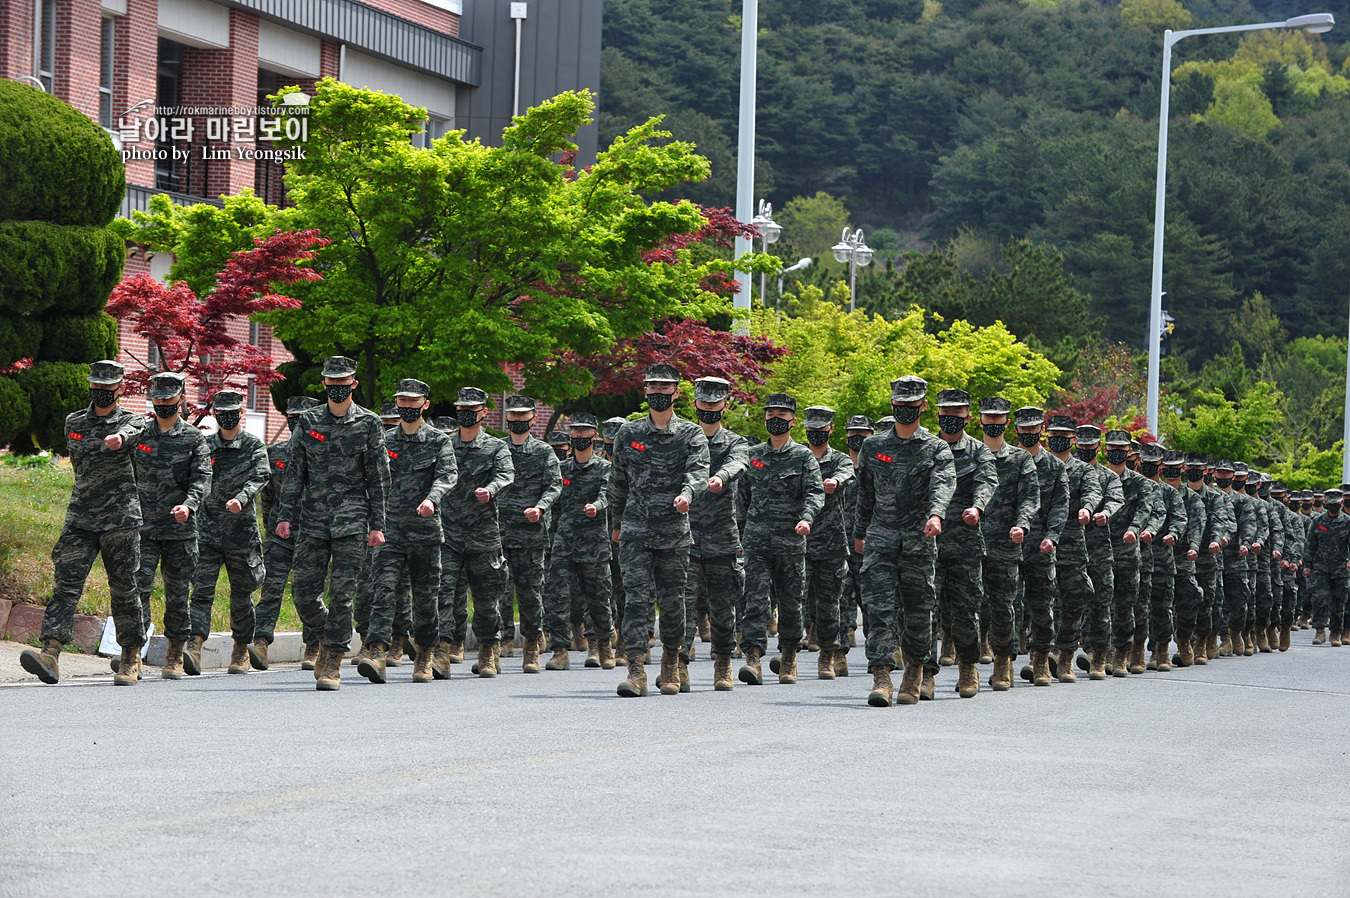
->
[280, 403, 390, 540]
[1222, 489, 1262, 566]
[980, 441, 1039, 560]
[1148, 479, 1188, 573]
[1281, 505, 1307, 563]
[844, 457, 862, 558]
[261, 441, 291, 538]
[608, 414, 710, 551]
[552, 454, 612, 563]
[133, 418, 212, 540]
[937, 433, 997, 557]
[384, 424, 457, 545]
[744, 438, 825, 556]
[441, 429, 514, 554]
[198, 430, 269, 550]
[854, 426, 956, 557]
[1084, 463, 1124, 553]
[1248, 494, 1271, 549]
[1023, 449, 1070, 559]
[1198, 484, 1234, 563]
[1056, 454, 1104, 563]
[62, 404, 146, 532]
[1107, 468, 1154, 544]
[1264, 497, 1286, 557]
[1303, 510, 1350, 572]
[1173, 482, 1207, 572]
[806, 445, 856, 560]
[689, 425, 750, 559]
[498, 435, 563, 549]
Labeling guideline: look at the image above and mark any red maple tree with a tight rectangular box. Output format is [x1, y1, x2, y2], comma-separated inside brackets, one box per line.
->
[106, 229, 328, 418]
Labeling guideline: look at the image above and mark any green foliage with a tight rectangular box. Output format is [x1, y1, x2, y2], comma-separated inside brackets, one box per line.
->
[1163, 383, 1284, 463]
[776, 192, 852, 257]
[37, 313, 119, 365]
[1206, 80, 1282, 138]
[0, 80, 125, 228]
[0, 222, 125, 317]
[0, 376, 32, 449]
[1118, 0, 1191, 29]
[14, 362, 89, 453]
[0, 317, 42, 368]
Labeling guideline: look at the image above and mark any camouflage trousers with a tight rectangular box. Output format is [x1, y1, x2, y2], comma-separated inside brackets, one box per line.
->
[683, 554, 742, 659]
[1296, 570, 1310, 619]
[1254, 555, 1274, 630]
[352, 543, 377, 639]
[438, 545, 505, 647]
[982, 554, 1022, 659]
[1279, 566, 1298, 628]
[1082, 544, 1114, 652]
[1308, 569, 1347, 631]
[933, 550, 982, 672]
[545, 555, 613, 652]
[610, 545, 626, 638]
[137, 535, 198, 642]
[618, 541, 688, 655]
[1193, 558, 1221, 641]
[43, 526, 141, 647]
[368, 541, 440, 649]
[1221, 560, 1251, 634]
[843, 551, 865, 645]
[743, 551, 806, 655]
[256, 534, 315, 646]
[290, 533, 366, 653]
[354, 552, 413, 642]
[1055, 555, 1093, 655]
[189, 541, 264, 642]
[1136, 549, 1155, 649]
[860, 549, 937, 671]
[1021, 552, 1059, 655]
[806, 555, 848, 653]
[499, 546, 546, 643]
[1110, 542, 1141, 651]
[1174, 564, 1205, 644]
[1148, 558, 1176, 650]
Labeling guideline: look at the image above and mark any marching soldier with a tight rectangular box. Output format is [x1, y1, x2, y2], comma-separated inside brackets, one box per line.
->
[802, 406, 856, 683]
[1043, 415, 1101, 682]
[602, 415, 628, 648]
[1071, 425, 1123, 680]
[1139, 442, 1186, 672]
[1213, 461, 1256, 657]
[841, 415, 875, 655]
[1103, 430, 1151, 677]
[1012, 407, 1069, 686]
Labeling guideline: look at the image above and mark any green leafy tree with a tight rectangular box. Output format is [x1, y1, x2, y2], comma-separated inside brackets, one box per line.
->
[1163, 383, 1284, 463]
[775, 192, 852, 258]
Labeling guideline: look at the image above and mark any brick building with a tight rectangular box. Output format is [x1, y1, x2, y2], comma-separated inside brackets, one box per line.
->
[0, 0, 600, 441]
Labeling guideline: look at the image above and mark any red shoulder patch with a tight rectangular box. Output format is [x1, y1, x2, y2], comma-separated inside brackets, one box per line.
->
[875, 453, 894, 464]
[561, 477, 572, 486]
[629, 441, 646, 452]
[137, 443, 153, 453]
[274, 460, 285, 469]
[68, 431, 82, 441]
[309, 430, 325, 442]
[387, 450, 399, 460]
[751, 459, 766, 469]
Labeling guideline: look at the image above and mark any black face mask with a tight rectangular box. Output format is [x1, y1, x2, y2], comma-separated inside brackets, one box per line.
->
[1203, 472, 1212, 484]
[1125, 459, 1137, 471]
[1315, 500, 1324, 509]
[287, 417, 300, 433]
[937, 415, 967, 435]
[1162, 466, 1182, 479]
[1302, 502, 1314, 511]
[765, 417, 792, 436]
[397, 406, 423, 424]
[153, 402, 180, 420]
[1075, 447, 1098, 463]
[1185, 469, 1205, 482]
[982, 422, 1006, 438]
[1140, 462, 1160, 478]
[695, 408, 723, 425]
[1215, 477, 1233, 489]
[553, 447, 569, 460]
[646, 392, 674, 412]
[1016, 432, 1041, 449]
[325, 384, 353, 404]
[847, 435, 867, 453]
[506, 419, 533, 435]
[1047, 436, 1072, 454]
[569, 436, 593, 452]
[892, 405, 922, 425]
[91, 388, 117, 408]
[1243, 483, 1259, 496]
[1328, 504, 1342, 516]
[457, 409, 481, 428]
[1106, 448, 1128, 466]
[806, 430, 831, 446]
[603, 441, 614, 456]
[214, 410, 241, 430]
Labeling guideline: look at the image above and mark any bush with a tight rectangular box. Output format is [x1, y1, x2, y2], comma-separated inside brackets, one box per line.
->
[0, 317, 41, 368]
[16, 361, 93, 453]
[0, 375, 32, 449]
[38, 313, 118, 364]
[0, 222, 125, 316]
[0, 80, 125, 228]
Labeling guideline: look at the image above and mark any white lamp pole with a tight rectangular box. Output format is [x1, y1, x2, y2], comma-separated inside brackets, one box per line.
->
[831, 228, 873, 312]
[732, 0, 758, 332]
[1146, 13, 1334, 437]
[750, 199, 781, 307]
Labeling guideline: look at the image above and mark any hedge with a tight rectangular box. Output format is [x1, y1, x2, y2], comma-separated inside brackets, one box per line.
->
[38, 312, 118, 364]
[0, 221, 125, 316]
[0, 80, 125, 228]
[0, 375, 32, 449]
[0, 317, 42, 368]
[16, 361, 93, 453]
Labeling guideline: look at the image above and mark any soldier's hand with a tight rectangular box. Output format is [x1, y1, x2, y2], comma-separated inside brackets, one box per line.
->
[1273, 550, 1282, 561]
[1303, 566, 1311, 575]
[104, 433, 124, 451]
[1093, 512, 1107, 527]
[854, 538, 865, 555]
[962, 507, 980, 525]
[368, 530, 385, 548]
[1239, 545, 1249, 557]
[673, 495, 690, 513]
[612, 529, 621, 543]
[823, 478, 838, 495]
[226, 499, 243, 514]
[708, 475, 724, 493]
[1221, 536, 1229, 547]
[795, 520, 811, 536]
[276, 521, 291, 539]
[1123, 531, 1137, 546]
[171, 504, 190, 524]
[475, 488, 491, 504]
[524, 507, 542, 523]
[1078, 508, 1091, 525]
[1209, 542, 1221, 554]
[1252, 542, 1262, 555]
[585, 503, 598, 518]
[1163, 534, 1175, 547]
[1039, 538, 1054, 554]
[1187, 549, 1198, 561]
[1009, 526, 1025, 545]
[1140, 530, 1153, 544]
[925, 516, 942, 537]
[417, 499, 436, 517]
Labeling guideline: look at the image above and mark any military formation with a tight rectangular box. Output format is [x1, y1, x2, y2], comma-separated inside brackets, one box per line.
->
[19, 357, 1350, 704]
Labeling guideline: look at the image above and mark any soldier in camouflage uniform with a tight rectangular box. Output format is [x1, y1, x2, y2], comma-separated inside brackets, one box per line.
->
[133, 372, 213, 680]
[436, 387, 514, 678]
[355, 379, 456, 684]
[544, 414, 617, 671]
[1174, 452, 1224, 666]
[929, 389, 996, 699]
[1010, 407, 1069, 687]
[1213, 460, 1256, 656]
[1042, 415, 1101, 683]
[497, 395, 563, 673]
[607, 364, 710, 697]
[188, 390, 270, 676]
[739, 394, 824, 687]
[257, 396, 321, 669]
[802, 406, 857, 684]
[351, 404, 399, 668]
[21, 361, 147, 685]
[1130, 443, 1168, 675]
[1103, 430, 1152, 677]
[1155, 449, 1203, 671]
[1271, 482, 1301, 650]
[1190, 455, 1233, 665]
[1305, 487, 1350, 646]
[1231, 463, 1265, 655]
[855, 376, 956, 707]
[683, 377, 749, 692]
[1138, 442, 1186, 672]
[977, 396, 1038, 689]
[1253, 473, 1283, 652]
[602, 415, 628, 650]
[1070, 425, 1123, 680]
[276, 355, 390, 691]
[841, 415, 874, 655]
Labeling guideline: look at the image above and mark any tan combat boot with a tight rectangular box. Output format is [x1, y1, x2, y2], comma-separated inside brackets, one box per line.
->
[545, 645, 570, 670]
[113, 645, 140, 686]
[834, 650, 849, 677]
[1031, 651, 1052, 686]
[919, 671, 935, 701]
[1175, 639, 1192, 667]
[522, 636, 542, 674]
[1057, 651, 1077, 683]
[779, 646, 799, 685]
[301, 642, 320, 670]
[585, 637, 601, 669]
[678, 657, 691, 693]
[657, 647, 680, 695]
[19, 638, 62, 684]
[386, 635, 405, 668]
[1267, 625, 1280, 652]
[698, 612, 711, 643]
[247, 637, 269, 671]
[498, 636, 515, 658]
[183, 635, 204, 676]
[617, 653, 648, 697]
[1129, 643, 1147, 674]
[1206, 633, 1219, 659]
[1244, 629, 1257, 655]
[939, 632, 957, 667]
[432, 640, 453, 679]
[412, 644, 435, 683]
[1112, 646, 1129, 677]
[979, 634, 993, 665]
[316, 650, 344, 691]
[767, 608, 778, 638]
[990, 656, 1014, 691]
[712, 653, 734, 691]
[571, 623, 587, 652]
[818, 648, 836, 680]
[1154, 644, 1172, 672]
[1256, 628, 1270, 653]
[599, 638, 616, 670]
[805, 625, 819, 653]
[738, 647, 764, 686]
[895, 662, 922, 705]
[352, 641, 373, 668]
[1279, 626, 1291, 652]
[162, 638, 186, 679]
[446, 640, 465, 663]
[1313, 627, 1327, 645]
[957, 661, 980, 698]
[1331, 629, 1344, 648]
[227, 641, 250, 675]
[358, 643, 388, 684]
[1089, 649, 1108, 680]
[476, 643, 498, 678]
[867, 666, 894, 707]
[1193, 637, 1208, 665]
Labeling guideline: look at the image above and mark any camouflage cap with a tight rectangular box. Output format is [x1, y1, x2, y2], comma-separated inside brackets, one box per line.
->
[979, 396, 1011, 414]
[1162, 449, 1184, 466]
[569, 412, 599, 430]
[935, 388, 971, 408]
[1232, 461, 1249, 476]
[147, 371, 187, 400]
[764, 393, 797, 412]
[547, 430, 569, 446]
[1260, 472, 1273, 483]
[1271, 481, 1288, 494]
[504, 394, 536, 412]
[1325, 488, 1344, 504]
[1076, 424, 1102, 444]
[88, 359, 125, 385]
[1313, 487, 1325, 497]
[644, 363, 681, 384]
[1047, 415, 1077, 432]
[210, 390, 245, 412]
[1129, 440, 1142, 453]
[321, 355, 358, 379]
[693, 376, 732, 403]
[1214, 459, 1235, 472]
[890, 375, 927, 403]
[803, 406, 835, 429]
[1184, 451, 1208, 466]
[874, 416, 896, 428]
[455, 386, 489, 406]
[1139, 442, 1165, 463]
[379, 403, 398, 419]
[1104, 429, 1132, 446]
[1014, 406, 1045, 427]
[287, 396, 321, 416]
[1342, 482, 1350, 492]
[393, 378, 430, 398]
[603, 417, 627, 440]
[432, 416, 459, 432]
[845, 415, 874, 432]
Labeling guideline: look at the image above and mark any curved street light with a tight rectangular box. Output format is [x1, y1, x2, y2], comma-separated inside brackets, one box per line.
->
[750, 198, 782, 308]
[831, 227, 872, 312]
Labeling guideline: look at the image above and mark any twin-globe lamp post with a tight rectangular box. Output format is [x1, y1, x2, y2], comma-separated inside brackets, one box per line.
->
[832, 228, 873, 313]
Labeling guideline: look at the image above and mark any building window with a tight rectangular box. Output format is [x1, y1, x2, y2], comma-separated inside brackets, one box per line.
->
[36, 0, 55, 93]
[413, 117, 449, 149]
[147, 341, 162, 370]
[156, 39, 183, 192]
[99, 18, 115, 129]
[247, 378, 259, 411]
[248, 320, 260, 345]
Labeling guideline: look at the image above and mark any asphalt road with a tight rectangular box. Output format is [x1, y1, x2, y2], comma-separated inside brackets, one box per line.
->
[1, 635, 1347, 898]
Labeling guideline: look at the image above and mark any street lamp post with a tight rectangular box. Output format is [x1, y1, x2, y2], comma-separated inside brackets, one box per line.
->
[1146, 13, 1334, 437]
[750, 199, 782, 307]
[732, 0, 758, 331]
[831, 228, 873, 312]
